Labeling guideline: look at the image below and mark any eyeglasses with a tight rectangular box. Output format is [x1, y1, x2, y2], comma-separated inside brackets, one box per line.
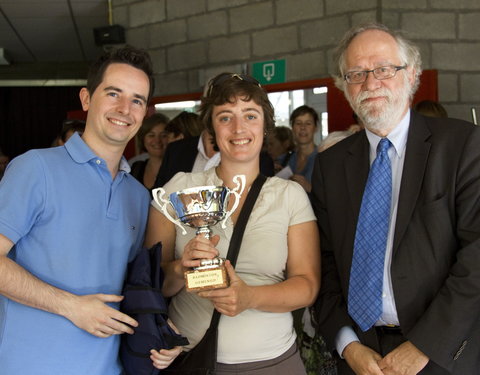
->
[205, 73, 261, 97]
[344, 65, 407, 84]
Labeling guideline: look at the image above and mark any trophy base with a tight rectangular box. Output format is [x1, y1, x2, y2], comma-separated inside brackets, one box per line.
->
[185, 266, 229, 292]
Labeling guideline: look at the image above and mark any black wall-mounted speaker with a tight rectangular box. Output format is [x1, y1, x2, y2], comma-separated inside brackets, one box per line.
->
[93, 25, 125, 46]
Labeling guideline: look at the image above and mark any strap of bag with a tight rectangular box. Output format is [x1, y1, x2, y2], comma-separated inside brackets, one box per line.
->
[208, 173, 267, 329]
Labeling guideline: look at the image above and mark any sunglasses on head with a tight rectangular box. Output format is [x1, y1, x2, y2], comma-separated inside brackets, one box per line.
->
[205, 73, 261, 97]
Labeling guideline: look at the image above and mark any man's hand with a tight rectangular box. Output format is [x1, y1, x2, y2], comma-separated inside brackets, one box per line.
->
[378, 341, 429, 375]
[63, 294, 138, 338]
[343, 341, 384, 375]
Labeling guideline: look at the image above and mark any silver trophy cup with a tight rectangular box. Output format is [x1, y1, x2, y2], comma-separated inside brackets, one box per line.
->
[152, 175, 245, 291]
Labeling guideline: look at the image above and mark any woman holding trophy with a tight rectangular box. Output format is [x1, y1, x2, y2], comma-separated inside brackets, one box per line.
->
[145, 73, 320, 374]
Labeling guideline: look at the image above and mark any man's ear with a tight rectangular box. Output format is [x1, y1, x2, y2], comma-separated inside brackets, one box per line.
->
[407, 67, 417, 87]
[79, 88, 90, 111]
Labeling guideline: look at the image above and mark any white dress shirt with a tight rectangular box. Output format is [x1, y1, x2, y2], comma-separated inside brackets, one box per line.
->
[191, 133, 221, 173]
[336, 110, 410, 356]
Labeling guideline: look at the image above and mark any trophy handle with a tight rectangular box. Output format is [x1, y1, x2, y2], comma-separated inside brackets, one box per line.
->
[221, 174, 246, 229]
[152, 188, 187, 235]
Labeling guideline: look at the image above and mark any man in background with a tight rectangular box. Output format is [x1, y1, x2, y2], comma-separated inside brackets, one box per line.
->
[154, 128, 220, 187]
[57, 118, 86, 146]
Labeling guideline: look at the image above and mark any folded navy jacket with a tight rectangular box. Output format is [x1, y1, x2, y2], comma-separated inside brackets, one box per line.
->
[120, 242, 189, 375]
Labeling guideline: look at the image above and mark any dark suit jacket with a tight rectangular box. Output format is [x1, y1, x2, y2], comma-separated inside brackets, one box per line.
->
[154, 136, 200, 188]
[154, 136, 274, 188]
[311, 111, 480, 374]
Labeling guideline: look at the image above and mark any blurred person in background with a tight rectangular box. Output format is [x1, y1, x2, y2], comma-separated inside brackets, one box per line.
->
[58, 119, 86, 146]
[165, 111, 205, 143]
[0, 149, 9, 181]
[153, 127, 220, 187]
[266, 125, 295, 174]
[51, 119, 86, 147]
[414, 99, 448, 118]
[288, 105, 319, 193]
[130, 113, 169, 190]
[317, 129, 356, 153]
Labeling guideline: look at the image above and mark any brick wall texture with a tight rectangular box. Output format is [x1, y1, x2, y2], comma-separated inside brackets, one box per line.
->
[115, 0, 480, 122]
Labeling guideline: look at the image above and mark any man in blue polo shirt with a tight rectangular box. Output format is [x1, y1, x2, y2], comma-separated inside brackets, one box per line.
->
[0, 46, 158, 374]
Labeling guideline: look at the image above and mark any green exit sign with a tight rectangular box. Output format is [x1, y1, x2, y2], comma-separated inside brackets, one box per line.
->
[252, 59, 286, 85]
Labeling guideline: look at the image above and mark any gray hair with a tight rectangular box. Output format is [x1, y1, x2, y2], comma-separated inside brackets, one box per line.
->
[333, 22, 422, 97]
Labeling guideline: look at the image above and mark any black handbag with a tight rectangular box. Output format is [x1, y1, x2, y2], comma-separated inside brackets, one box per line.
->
[164, 174, 267, 375]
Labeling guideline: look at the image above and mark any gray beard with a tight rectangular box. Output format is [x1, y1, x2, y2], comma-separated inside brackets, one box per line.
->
[346, 79, 411, 134]
[358, 97, 407, 133]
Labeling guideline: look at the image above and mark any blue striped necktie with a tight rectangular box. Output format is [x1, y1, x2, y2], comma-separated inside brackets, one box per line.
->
[348, 138, 392, 332]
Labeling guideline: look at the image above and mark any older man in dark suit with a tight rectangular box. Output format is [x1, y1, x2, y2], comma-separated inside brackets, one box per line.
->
[312, 23, 480, 375]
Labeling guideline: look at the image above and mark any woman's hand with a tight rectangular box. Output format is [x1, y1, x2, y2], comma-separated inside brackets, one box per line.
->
[198, 221, 319, 314]
[181, 234, 220, 269]
[197, 260, 255, 316]
[150, 346, 183, 370]
[149, 319, 184, 369]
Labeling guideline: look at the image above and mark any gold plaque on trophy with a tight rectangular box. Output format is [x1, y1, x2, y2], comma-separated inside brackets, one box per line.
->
[184, 258, 229, 292]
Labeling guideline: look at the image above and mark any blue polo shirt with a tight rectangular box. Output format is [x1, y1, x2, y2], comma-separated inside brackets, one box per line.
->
[0, 133, 150, 374]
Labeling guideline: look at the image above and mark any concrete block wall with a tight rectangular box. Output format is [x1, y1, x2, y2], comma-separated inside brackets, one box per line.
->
[114, 0, 480, 122]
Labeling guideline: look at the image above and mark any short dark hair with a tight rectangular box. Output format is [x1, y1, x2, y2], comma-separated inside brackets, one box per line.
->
[270, 126, 295, 153]
[166, 111, 204, 139]
[414, 100, 448, 118]
[135, 113, 169, 153]
[290, 105, 319, 127]
[199, 73, 275, 146]
[60, 119, 86, 143]
[86, 45, 155, 102]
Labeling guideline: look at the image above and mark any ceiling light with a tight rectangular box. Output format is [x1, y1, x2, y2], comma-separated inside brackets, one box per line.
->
[313, 87, 328, 94]
[155, 101, 198, 110]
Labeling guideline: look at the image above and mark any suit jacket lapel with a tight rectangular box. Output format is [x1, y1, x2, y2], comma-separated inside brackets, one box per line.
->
[345, 132, 370, 236]
[186, 136, 201, 170]
[393, 112, 431, 253]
